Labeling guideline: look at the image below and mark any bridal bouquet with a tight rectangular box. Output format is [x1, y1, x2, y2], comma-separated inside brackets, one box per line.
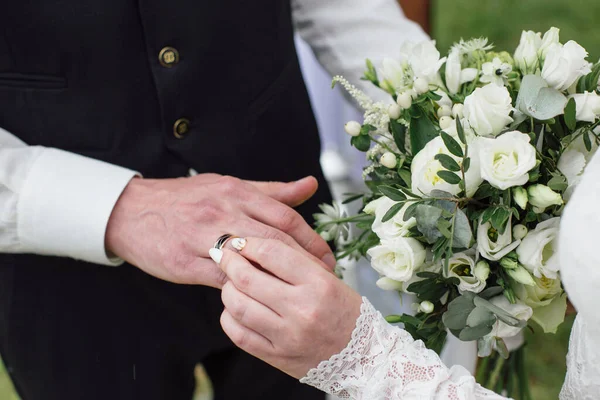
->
[315, 27, 600, 397]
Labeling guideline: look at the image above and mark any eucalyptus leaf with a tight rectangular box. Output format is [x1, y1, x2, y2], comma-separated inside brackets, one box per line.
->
[466, 307, 496, 328]
[442, 294, 476, 330]
[480, 286, 504, 300]
[459, 324, 494, 341]
[414, 204, 444, 243]
[473, 297, 527, 328]
[516, 75, 568, 120]
[435, 154, 461, 171]
[453, 208, 474, 249]
[440, 131, 464, 157]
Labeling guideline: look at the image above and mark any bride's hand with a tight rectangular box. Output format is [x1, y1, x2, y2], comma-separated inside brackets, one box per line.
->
[211, 237, 362, 379]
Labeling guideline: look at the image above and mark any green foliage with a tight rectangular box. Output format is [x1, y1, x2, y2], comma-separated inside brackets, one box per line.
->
[409, 108, 440, 155]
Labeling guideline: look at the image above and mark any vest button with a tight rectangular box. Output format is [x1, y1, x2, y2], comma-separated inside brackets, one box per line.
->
[173, 118, 190, 139]
[159, 47, 179, 68]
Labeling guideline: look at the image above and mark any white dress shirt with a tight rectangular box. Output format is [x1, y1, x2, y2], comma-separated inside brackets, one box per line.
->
[0, 0, 427, 266]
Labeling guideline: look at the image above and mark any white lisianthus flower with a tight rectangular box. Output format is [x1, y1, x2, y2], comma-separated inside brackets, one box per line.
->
[527, 184, 563, 212]
[480, 57, 512, 86]
[541, 41, 592, 91]
[558, 130, 599, 200]
[478, 131, 537, 190]
[445, 48, 478, 95]
[381, 58, 412, 93]
[538, 27, 561, 60]
[514, 30, 542, 74]
[368, 237, 426, 282]
[411, 136, 483, 197]
[487, 296, 533, 339]
[445, 252, 488, 293]
[514, 275, 567, 333]
[516, 217, 561, 279]
[477, 216, 521, 261]
[400, 40, 447, 84]
[369, 197, 417, 240]
[569, 91, 600, 122]
[463, 84, 514, 137]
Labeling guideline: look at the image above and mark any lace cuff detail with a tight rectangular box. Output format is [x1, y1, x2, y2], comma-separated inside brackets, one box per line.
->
[301, 297, 507, 399]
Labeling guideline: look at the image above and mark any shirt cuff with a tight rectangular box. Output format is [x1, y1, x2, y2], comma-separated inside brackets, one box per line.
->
[17, 148, 138, 266]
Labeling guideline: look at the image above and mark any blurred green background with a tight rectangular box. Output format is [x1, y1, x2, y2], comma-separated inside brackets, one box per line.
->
[1, 0, 596, 399]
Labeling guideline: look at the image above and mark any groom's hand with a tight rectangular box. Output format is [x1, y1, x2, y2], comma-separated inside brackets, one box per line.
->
[105, 174, 335, 288]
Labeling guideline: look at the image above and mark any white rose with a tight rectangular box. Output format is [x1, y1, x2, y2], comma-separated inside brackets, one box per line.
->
[558, 130, 599, 200]
[569, 91, 600, 122]
[488, 296, 533, 339]
[527, 184, 563, 212]
[401, 40, 447, 84]
[445, 252, 488, 293]
[370, 198, 417, 240]
[478, 131, 537, 190]
[514, 30, 542, 74]
[445, 48, 478, 95]
[538, 27, 560, 60]
[477, 216, 521, 261]
[368, 237, 426, 282]
[514, 275, 567, 333]
[516, 217, 561, 279]
[464, 84, 514, 137]
[411, 136, 483, 197]
[541, 41, 592, 91]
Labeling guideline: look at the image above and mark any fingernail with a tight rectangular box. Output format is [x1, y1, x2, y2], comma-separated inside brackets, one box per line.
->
[321, 253, 337, 269]
[231, 238, 247, 251]
[209, 248, 223, 264]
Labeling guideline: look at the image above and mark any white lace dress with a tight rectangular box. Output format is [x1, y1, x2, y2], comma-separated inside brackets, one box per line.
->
[301, 152, 600, 399]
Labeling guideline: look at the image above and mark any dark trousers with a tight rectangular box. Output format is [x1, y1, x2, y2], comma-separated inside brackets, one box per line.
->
[0, 255, 324, 399]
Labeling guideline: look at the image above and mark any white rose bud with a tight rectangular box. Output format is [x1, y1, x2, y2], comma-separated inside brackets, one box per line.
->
[419, 301, 435, 314]
[397, 92, 413, 109]
[413, 77, 429, 94]
[437, 105, 452, 118]
[344, 121, 362, 136]
[367, 237, 426, 282]
[539, 27, 560, 60]
[516, 217, 561, 279]
[514, 30, 542, 74]
[569, 91, 600, 123]
[452, 103, 464, 119]
[439, 116, 454, 130]
[380, 152, 398, 169]
[464, 84, 514, 137]
[513, 224, 528, 240]
[376, 277, 404, 291]
[541, 41, 592, 91]
[507, 265, 536, 286]
[512, 187, 529, 209]
[474, 260, 491, 282]
[527, 184, 563, 211]
[388, 104, 402, 120]
[478, 131, 537, 190]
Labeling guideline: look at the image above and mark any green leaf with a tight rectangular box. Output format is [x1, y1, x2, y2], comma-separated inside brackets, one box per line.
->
[414, 205, 444, 243]
[564, 98, 577, 131]
[437, 170, 461, 184]
[459, 324, 494, 341]
[351, 135, 371, 152]
[403, 202, 419, 221]
[463, 157, 471, 173]
[390, 119, 407, 152]
[398, 169, 412, 187]
[410, 111, 440, 155]
[456, 118, 467, 144]
[547, 174, 568, 192]
[480, 286, 504, 300]
[474, 183, 496, 200]
[382, 202, 406, 223]
[378, 186, 407, 201]
[583, 131, 593, 152]
[442, 294, 476, 330]
[490, 208, 511, 233]
[385, 315, 404, 324]
[434, 154, 461, 171]
[416, 272, 440, 279]
[437, 218, 452, 239]
[453, 209, 474, 249]
[440, 131, 464, 158]
[516, 75, 568, 120]
[473, 297, 527, 329]
[360, 124, 377, 135]
[466, 307, 496, 328]
[480, 207, 495, 224]
[398, 314, 422, 327]
[342, 193, 365, 205]
[578, 62, 600, 93]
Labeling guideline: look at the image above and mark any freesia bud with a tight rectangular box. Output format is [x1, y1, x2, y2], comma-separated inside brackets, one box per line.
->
[388, 104, 402, 120]
[344, 121, 362, 137]
[397, 92, 413, 109]
[419, 301, 435, 314]
[376, 277, 404, 291]
[413, 77, 429, 94]
[452, 103, 464, 119]
[439, 116, 454, 130]
[380, 152, 398, 169]
[512, 224, 528, 240]
[513, 187, 529, 210]
[527, 184, 563, 211]
[437, 105, 452, 118]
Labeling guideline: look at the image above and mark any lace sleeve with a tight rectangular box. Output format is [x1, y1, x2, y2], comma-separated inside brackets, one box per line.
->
[300, 297, 508, 400]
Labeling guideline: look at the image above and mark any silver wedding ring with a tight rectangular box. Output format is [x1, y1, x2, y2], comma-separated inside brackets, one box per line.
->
[213, 234, 247, 252]
[214, 234, 235, 250]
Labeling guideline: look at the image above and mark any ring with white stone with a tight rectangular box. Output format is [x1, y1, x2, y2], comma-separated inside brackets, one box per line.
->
[231, 237, 247, 251]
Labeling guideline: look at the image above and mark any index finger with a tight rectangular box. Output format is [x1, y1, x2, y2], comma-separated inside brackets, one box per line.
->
[234, 237, 326, 285]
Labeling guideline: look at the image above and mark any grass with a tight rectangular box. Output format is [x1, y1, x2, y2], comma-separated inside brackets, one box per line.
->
[0, 0, 594, 398]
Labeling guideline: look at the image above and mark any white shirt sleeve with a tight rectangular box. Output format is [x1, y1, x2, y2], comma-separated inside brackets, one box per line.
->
[292, 0, 430, 101]
[0, 127, 137, 266]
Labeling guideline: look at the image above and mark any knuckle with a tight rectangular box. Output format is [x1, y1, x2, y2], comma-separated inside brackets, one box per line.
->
[256, 238, 279, 258]
[277, 207, 302, 232]
[194, 199, 222, 224]
[234, 269, 252, 291]
[218, 176, 243, 195]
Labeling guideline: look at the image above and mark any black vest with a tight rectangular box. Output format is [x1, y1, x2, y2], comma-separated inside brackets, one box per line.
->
[0, 1, 330, 355]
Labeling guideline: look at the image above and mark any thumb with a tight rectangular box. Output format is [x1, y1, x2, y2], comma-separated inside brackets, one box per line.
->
[247, 176, 319, 207]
